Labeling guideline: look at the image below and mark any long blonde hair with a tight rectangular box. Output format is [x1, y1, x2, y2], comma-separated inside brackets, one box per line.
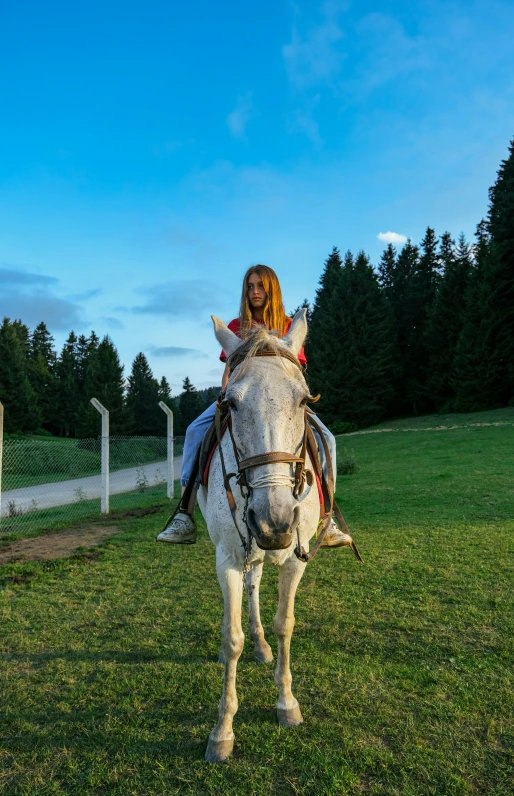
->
[238, 265, 289, 337]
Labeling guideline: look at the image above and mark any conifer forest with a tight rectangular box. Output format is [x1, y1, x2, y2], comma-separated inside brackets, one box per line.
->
[1, 138, 513, 438]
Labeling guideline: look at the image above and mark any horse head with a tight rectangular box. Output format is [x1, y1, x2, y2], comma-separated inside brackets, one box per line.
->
[212, 309, 310, 551]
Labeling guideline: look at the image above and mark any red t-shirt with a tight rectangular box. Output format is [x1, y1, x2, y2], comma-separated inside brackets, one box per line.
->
[220, 317, 307, 365]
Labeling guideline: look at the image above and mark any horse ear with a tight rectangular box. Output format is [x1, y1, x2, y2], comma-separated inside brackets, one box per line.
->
[282, 308, 308, 356]
[211, 316, 241, 358]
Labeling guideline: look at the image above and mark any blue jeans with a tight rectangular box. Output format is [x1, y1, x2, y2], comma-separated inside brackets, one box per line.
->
[180, 402, 337, 488]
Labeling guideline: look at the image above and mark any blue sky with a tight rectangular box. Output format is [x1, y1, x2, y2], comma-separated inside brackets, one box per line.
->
[1, 0, 513, 393]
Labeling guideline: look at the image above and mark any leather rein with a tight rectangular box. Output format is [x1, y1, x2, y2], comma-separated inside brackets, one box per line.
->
[215, 347, 363, 565]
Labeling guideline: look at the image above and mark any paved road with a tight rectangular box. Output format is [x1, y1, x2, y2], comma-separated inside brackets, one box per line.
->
[0, 456, 183, 516]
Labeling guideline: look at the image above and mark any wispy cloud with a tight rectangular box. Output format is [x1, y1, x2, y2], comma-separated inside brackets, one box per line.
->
[0, 266, 84, 330]
[101, 316, 124, 330]
[377, 231, 407, 244]
[206, 367, 224, 378]
[68, 288, 102, 301]
[283, 2, 346, 92]
[290, 94, 323, 146]
[282, 2, 347, 144]
[226, 93, 253, 140]
[126, 279, 232, 319]
[148, 345, 207, 359]
[0, 267, 58, 287]
[349, 13, 432, 94]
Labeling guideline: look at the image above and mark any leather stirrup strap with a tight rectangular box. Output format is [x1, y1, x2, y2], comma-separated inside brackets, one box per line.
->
[305, 422, 332, 515]
[292, 415, 309, 498]
[159, 444, 201, 534]
[297, 414, 363, 563]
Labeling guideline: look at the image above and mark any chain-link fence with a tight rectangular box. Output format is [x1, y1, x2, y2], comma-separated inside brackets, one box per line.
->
[0, 427, 183, 537]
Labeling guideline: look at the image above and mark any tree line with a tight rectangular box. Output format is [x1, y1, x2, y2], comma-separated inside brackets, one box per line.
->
[0, 322, 217, 437]
[304, 137, 514, 428]
[1, 137, 512, 436]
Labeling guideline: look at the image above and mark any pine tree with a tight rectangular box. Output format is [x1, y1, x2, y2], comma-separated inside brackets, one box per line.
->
[452, 221, 501, 410]
[179, 376, 203, 430]
[77, 336, 127, 437]
[289, 299, 312, 324]
[377, 243, 397, 296]
[405, 227, 440, 413]
[486, 137, 514, 404]
[328, 251, 398, 426]
[12, 319, 31, 356]
[126, 353, 161, 435]
[0, 318, 38, 433]
[76, 332, 99, 393]
[305, 247, 344, 416]
[56, 331, 80, 436]
[158, 376, 184, 433]
[29, 321, 58, 430]
[427, 232, 471, 409]
[379, 240, 419, 413]
[158, 376, 172, 404]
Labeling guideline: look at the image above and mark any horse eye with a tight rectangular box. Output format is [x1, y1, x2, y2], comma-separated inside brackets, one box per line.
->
[299, 396, 308, 407]
[228, 399, 238, 411]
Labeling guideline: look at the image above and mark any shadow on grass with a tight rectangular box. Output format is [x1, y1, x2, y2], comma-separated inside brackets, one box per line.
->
[0, 646, 221, 666]
[0, 642, 277, 668]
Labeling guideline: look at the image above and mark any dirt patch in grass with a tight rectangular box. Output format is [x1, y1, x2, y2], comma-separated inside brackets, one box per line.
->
[109, 505, 162, 519]
[0, 525, 120, 565]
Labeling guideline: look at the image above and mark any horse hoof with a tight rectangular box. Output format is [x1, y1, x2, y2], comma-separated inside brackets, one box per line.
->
[254, 643, 273, 664]
[277, 706, 303, 727]
[205, 737, 234, 763]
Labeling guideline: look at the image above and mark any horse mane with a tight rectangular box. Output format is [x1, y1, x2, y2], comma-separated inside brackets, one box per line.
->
[227, 328, 302, 380]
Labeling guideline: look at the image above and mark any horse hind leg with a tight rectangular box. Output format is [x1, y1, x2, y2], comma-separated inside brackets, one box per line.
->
[205, 562, 244, 763]
[274, 557, 305, 727]
[246, 563, 274, 664]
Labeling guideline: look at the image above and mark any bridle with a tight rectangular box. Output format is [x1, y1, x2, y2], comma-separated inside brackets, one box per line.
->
[215, 346, 363, 572]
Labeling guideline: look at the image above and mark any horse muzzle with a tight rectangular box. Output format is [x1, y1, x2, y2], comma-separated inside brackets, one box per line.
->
[246, 492, 300, 550]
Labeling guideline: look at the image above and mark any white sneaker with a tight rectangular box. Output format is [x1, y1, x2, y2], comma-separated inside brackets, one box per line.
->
[156, 512, 197, 544]
[321, 519, 353, 548]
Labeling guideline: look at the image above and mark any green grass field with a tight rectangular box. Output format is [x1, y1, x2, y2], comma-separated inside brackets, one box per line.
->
[0, 410, 513, 794]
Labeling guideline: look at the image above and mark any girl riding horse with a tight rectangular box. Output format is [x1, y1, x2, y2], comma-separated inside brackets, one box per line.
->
[156, 264, 350, 549]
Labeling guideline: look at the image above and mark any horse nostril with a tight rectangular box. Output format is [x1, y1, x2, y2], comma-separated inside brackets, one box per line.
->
[247, 507, 259, 534]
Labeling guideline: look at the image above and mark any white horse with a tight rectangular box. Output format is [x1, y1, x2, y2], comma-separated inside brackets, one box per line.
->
[198, 309, 321, 763]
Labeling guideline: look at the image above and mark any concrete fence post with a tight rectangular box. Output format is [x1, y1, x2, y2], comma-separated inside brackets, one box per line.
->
[0, 402, 3, 527]
[158, 401, 174, 499]
[90, 398, 109, 514]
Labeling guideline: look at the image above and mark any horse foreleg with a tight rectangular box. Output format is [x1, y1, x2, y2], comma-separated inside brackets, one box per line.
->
[274, 557, 305, 727]
[246, 564, 274, 664]
[205, 561, 244, 763]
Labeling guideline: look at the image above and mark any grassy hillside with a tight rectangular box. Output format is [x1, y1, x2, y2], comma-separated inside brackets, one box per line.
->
[0, 411, 512, 794]
[356, 405, 514, 432]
